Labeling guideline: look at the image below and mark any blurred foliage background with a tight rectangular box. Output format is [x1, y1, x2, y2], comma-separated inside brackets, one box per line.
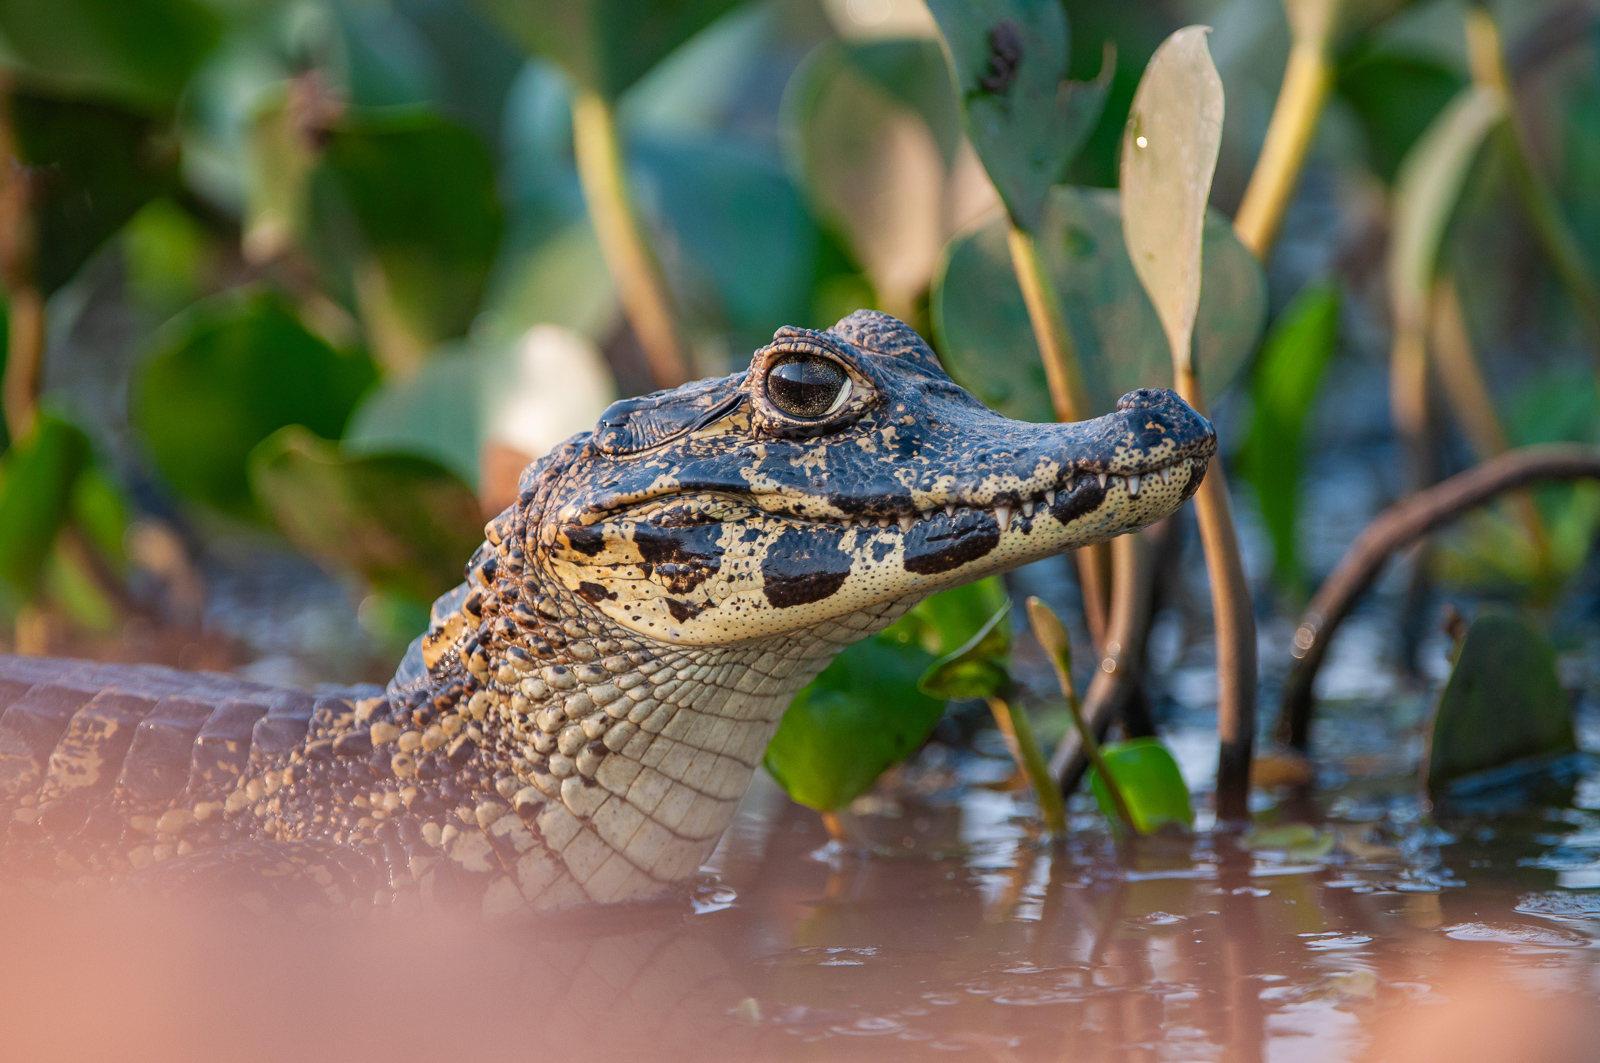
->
[0, 0, 1597, 706]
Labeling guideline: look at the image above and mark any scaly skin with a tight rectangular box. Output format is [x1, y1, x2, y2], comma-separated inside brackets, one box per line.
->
[0, 312, 1214, 913]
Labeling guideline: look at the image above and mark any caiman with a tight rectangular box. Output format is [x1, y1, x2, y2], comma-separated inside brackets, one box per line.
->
[0, 311, 1213, 914]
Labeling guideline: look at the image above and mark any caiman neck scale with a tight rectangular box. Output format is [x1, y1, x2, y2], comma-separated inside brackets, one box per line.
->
[0, 312, 1214, 914]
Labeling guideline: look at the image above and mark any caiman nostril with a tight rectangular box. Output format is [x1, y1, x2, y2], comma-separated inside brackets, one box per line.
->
[1115, 387, 1175, 411]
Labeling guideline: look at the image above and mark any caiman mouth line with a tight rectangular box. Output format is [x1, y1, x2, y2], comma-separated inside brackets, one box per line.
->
[611, 454, 1207, 535]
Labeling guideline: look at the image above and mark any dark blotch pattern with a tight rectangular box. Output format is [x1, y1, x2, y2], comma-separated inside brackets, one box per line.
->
[762, 526, 853, 607]
[903, 510, 1001, 575]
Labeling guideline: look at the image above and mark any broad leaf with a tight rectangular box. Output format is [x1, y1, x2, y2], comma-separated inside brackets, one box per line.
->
[763, 631, 943, 812]
[309, 112, 503, 364]
[918, 600, 1012, 701]
[905, 575, 1009, 657]
[0, 415, 90, 616]
[250, 427, 486, 605]
[1335, 51, 1466, 183]
[11, 92, 177, 296]
[933, 187, 1266, 420]
[924, 0, 1109, 231]
[470, 0, 747, 101]
[1119, 25, 1222, 373]
[133, 291, 378, 520]
[1424, 613, 1577, 794]
[0, 0, 220, 111]
[1087, 737, 1193, 834]
[1241, 282, 1341, 592]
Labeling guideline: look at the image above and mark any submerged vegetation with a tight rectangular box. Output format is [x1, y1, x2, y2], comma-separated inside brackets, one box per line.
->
[1, 0, 1600, 853]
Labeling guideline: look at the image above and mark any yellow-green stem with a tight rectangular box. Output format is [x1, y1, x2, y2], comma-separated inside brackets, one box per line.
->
[984, 696, 1067, 835]
[1006, 223, 1111, 646]
[571, 89, 691, 389]
[1175, 368, 1256, 823]
[1232, 25, 1335, 260]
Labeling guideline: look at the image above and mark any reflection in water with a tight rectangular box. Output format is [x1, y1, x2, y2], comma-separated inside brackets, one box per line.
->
[6, 753, 1600, 1063]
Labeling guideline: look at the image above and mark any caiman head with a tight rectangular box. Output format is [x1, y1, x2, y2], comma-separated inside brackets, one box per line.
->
[517, 311, 1213, 646]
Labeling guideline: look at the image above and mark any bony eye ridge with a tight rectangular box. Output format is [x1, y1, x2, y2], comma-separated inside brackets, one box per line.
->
[767, 354, 851, 419]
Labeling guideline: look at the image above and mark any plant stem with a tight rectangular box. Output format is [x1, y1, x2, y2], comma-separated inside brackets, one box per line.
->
[1465, 8, 1600, 357]
[1277, 443, 1600, 750]
[1006, 223, 1112, 645]
[984, 696, 1068, 835]
[571, 89, 691, 389]
[1232, 0, 1340, 260]
[0, 81, 42, 440]
[1175, 368, 1256, 824]
[819, 810, 849, 843]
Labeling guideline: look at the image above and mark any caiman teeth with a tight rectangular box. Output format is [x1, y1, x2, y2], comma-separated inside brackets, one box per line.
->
[807, 456, 1195, 533]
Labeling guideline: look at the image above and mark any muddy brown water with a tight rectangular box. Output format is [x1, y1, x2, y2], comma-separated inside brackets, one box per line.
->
[6, 703, 1600, 1063]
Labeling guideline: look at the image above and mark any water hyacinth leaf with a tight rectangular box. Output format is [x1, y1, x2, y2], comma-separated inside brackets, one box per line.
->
[133, 291, 378, 520]
[1120, 25, 1223, 373]
[763, 630, 943, 812]
[1424, 613, 1577, 794]
[918, 600, 1012, 701]
[906, 576, 1009, 657]
[1335, 51, 1466, 183]
[1087, 737, 1194, 834]
[0, 415, 91, 616]
[310, 113, 503, 361]
[0, 0, 221, 111]
[249, 427, 487, 605]
[470, 0, 746, 101]
[1242, 282, 1341, 591]
[933, 187, 1265, 419]
[11, 92, 177, 296]
[924, 0, 1110, 231]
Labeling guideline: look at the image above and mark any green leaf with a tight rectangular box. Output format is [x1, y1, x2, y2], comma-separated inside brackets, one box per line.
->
[933, 187, 1266, 420]
[309, 112, 503, 357]
[250, 427, 487, 604]
[1424, 613, 1577, 794]
[763, 633, 944, 811]
[0, 0, 221, 111]
[132, 290, 379, 520]
[470, 0, 747, 101]
[1087, 737, 1193, 835]
[1335, 51, 1466, 184]
[0, 414, 90, 616]
[918, 600, 1012, 701]
[924, 0, 1110, 231]
[1241, 282, 1340, 591]
[1119, 25, 1223, 373]
[905, 576, 1009, 657]
[11, 91, 178, 296]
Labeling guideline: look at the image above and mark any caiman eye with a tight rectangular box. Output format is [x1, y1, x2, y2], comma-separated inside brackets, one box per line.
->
[766, 355, 852, 419]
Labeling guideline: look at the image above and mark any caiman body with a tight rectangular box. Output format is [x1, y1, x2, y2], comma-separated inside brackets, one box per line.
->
[0, 312, 1213, 913]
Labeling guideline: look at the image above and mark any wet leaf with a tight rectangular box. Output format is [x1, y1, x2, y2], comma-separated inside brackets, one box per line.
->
[924, 0, 1110, 231]
[763, 631, 943, 812]
[250, 427, 486, 604]
[918, 601, 1012, 701]
[1424, 613, 1577, 794]
[1335, 51, 1466, 183]
[132, 291, 378, 520]
[933, 187, 1265, 419]
[0, 414, 91, 616]
[309, 112, 503, 359]
[1119, 25, 1223, 373]
[471, 0, 746, 101]
[1087, 737, 1193, 835]
[0, 0, 220, 111]
[1240, 282, 1341, 592]
[11, 91, 178, 296]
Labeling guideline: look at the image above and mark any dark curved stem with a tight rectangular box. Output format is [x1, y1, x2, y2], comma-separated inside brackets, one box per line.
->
[1277, 444, 1600, 750]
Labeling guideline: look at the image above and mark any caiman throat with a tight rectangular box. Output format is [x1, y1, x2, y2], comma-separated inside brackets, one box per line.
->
[0, 311, 1214, 913]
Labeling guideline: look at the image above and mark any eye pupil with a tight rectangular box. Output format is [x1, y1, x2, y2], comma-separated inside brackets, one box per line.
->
[767, 357, 848, 418]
